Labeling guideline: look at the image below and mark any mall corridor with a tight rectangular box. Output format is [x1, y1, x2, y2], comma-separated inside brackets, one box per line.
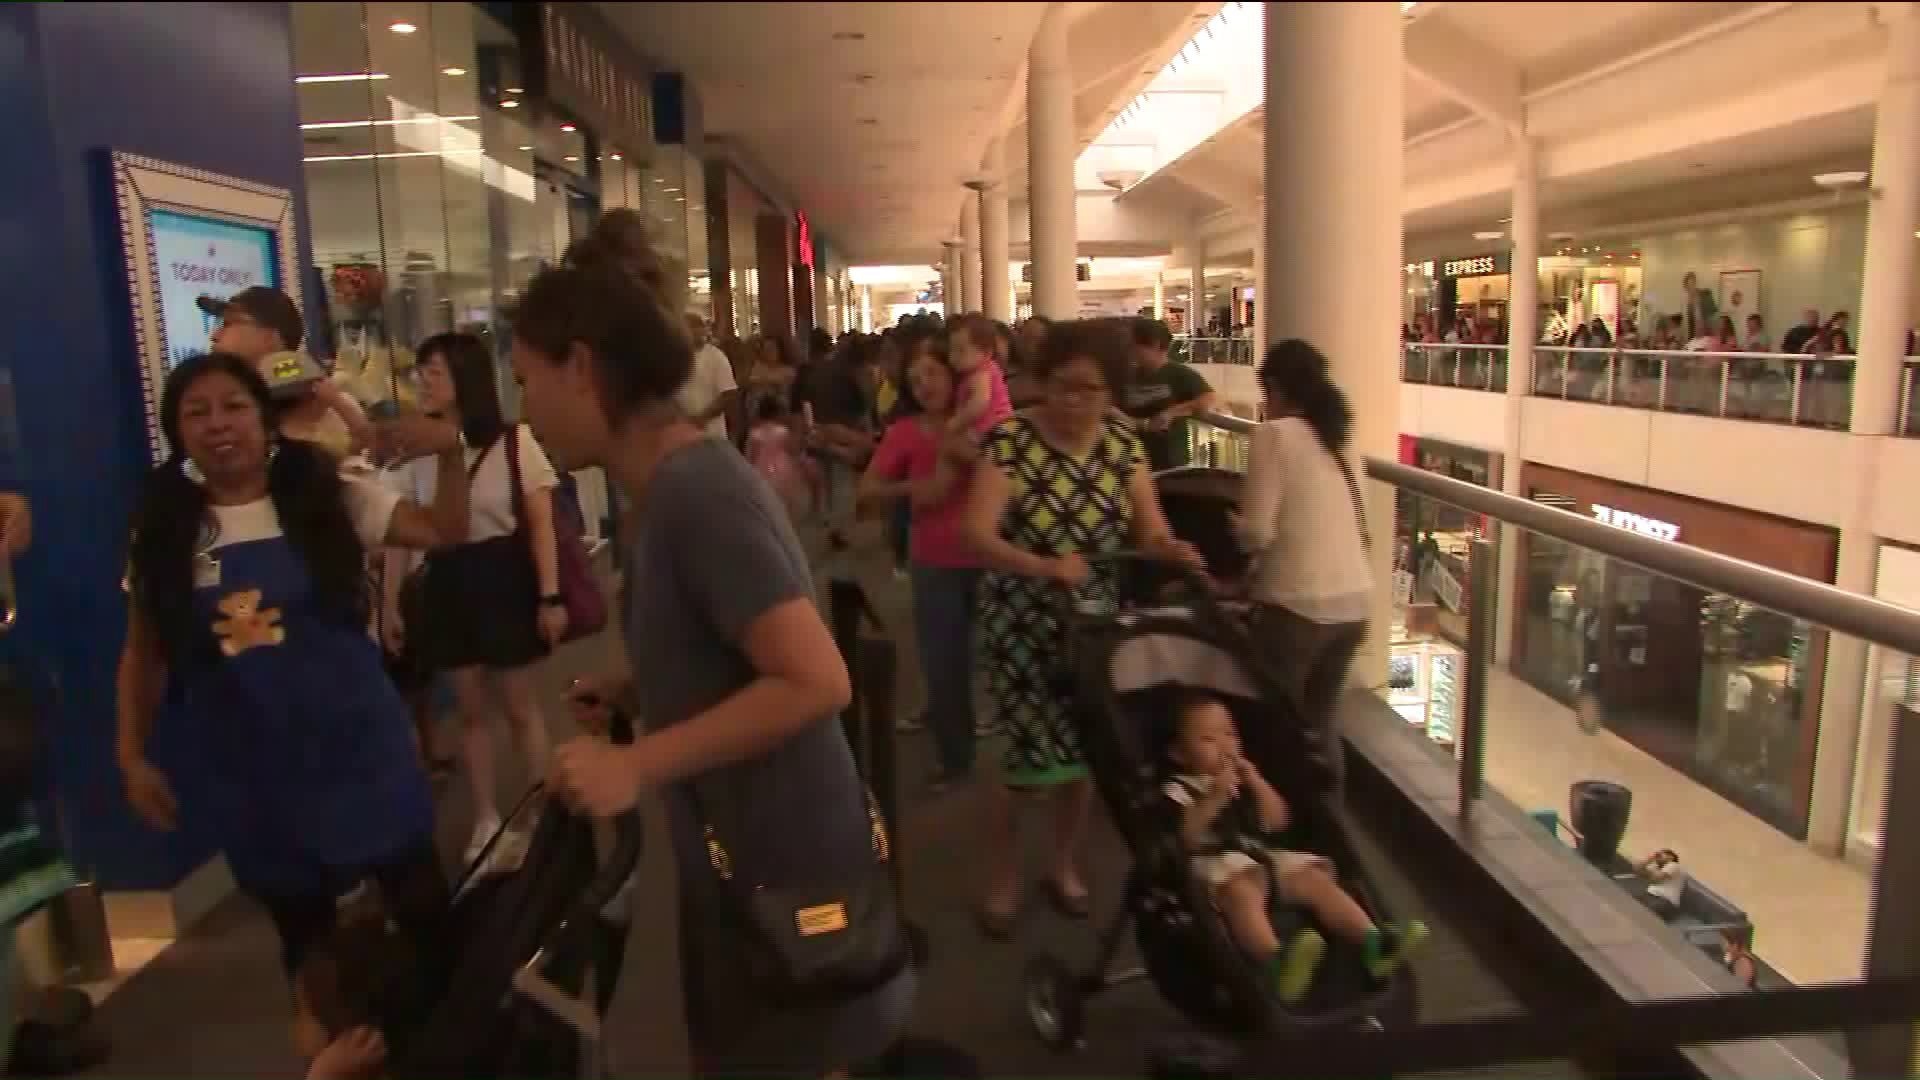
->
[4, 2, 1920, 1079]
[77, 542, 1594, 1079]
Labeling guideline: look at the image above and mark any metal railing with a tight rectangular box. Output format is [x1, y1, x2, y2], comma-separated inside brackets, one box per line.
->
[1403, 346, 1920, 434]
[1533, 346, 1855, 430]
[1403, 342, 1509, 392]
[1194, 408, 1920, 652]
[1190, 407, 1920, 1079]
[1172, 336, 1255, 366]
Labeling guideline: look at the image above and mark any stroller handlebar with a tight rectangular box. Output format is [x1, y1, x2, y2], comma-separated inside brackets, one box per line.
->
[573, 807, 642, 919]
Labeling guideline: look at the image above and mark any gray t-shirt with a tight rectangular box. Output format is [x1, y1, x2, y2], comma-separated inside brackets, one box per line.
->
[624, 436, 874, 888]
[624, 436, 911, 1069]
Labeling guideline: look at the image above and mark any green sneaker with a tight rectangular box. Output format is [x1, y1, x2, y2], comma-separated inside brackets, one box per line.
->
[1364, 920, 1429, 980]
[1272, 929, 1327, 1005]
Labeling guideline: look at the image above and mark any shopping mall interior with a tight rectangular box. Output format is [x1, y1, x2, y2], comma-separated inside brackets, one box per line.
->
[1, 1, 1919, 1077]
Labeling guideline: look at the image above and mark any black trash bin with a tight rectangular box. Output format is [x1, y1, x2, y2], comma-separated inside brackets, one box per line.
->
[1569, 780, 1632, 867]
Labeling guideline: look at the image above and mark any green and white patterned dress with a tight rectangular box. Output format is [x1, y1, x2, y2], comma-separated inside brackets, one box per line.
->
[977, 413, 1141, 786]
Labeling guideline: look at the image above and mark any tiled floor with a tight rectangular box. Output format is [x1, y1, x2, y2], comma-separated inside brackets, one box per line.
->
[1468, 663, 1871, 986]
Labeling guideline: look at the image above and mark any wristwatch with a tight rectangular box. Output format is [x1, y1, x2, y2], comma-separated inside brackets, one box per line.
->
[539, 594, 565, 608]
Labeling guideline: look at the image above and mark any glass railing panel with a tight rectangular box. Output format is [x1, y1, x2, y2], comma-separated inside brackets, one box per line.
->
[1720, 354, 1800, 424]
[1179, 337, 1254, 366]
[1403, 344, 1432, 385]
[1490, 518, 1873, 1000]
[1402, 343, 1507, 392]
[1797, 357, 1855, 431]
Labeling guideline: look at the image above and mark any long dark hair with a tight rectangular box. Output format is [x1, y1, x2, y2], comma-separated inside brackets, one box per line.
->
[1257, 339, 1353, 455]
[128, 353, 367, 668]
[417, 332, 506, 448]
[511, 209, 693, 423]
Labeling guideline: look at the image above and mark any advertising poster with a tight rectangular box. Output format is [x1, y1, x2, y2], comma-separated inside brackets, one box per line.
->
[148, 210, 278, 367]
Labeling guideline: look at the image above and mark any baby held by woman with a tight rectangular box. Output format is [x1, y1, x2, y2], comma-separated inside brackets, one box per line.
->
[1161, 692, 1426, 1004]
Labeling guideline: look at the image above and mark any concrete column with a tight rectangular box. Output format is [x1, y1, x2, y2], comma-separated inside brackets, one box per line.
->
[977, 138, 1012, 322]
[1252, 201, 1266, 356]
[942, 240, 965, 319]
[960, 196, 982, 313]
[1811, 5, 1920, 860]
[1153, 273, 1166, 319]
[1027, 3, 1077, 318]
[1189, 240, 1207, 335]
[1495, 136, 1539, 667]
[1262, 1, 1403, 687]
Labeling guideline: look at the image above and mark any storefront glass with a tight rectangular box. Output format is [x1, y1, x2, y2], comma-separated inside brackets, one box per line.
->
[1513, 476, 1826, 839]
[295, 1, 542, 406]
[1393, 439, 1499, 647]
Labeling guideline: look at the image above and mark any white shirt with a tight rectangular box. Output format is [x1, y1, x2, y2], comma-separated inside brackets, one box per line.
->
[210, 473, 399, 555]
[400, 425, 558, 543]
[1235, 417, 1373, 624]
[677, 343, 739, 437]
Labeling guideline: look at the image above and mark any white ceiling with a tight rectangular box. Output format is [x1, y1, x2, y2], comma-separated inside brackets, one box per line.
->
[598, 1, 1212, 264]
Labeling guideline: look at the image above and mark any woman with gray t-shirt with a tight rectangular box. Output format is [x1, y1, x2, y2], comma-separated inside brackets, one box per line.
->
[510, 210, 914, 1077]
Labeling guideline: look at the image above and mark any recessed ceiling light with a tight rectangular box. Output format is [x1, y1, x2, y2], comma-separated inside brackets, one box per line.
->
[500, 99, 519, 108]
[1813, 170, 1868, 188]
[506, 87, 525, 95]
[565, 155, 579, 162]
[610, 152, 623, 161]
[561, 123, 576, 133]
[518, 145, 532, 151]
[442, 66, 466, 76]
[389, 21, 417, 34]
[1472, 231, 1504, 241]
[297, 72, 388, 84]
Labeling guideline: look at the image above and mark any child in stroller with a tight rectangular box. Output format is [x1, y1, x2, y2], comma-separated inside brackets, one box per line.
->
[1159, 691, 1426, 1005]
[1024, 552, 1421, 1058]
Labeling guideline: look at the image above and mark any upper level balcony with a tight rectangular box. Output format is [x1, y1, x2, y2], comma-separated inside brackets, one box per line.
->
[1399, 342, 1920, 437]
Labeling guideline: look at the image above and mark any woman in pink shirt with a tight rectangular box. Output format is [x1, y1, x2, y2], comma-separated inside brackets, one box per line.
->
[860, 328, 982, 792]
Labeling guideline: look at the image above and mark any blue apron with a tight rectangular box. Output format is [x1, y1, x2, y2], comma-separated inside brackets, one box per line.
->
[172, 530, 432, 899]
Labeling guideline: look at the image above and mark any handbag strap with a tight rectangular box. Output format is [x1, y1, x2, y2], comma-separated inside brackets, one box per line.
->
[1333, 448, 1372, 557]
[682, 778, 891, 884]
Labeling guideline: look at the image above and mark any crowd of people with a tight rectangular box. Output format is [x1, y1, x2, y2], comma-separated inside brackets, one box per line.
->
[1407, 299, 1857, 357]
[68, 204, 1435, 1078]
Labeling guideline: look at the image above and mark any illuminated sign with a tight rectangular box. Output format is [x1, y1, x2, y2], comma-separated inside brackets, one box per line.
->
[1591, 504, 1680, 542]
[1443, 255, 1497, 277]
[796, 210, 814, 269]
[1404, 261, 1435, 276]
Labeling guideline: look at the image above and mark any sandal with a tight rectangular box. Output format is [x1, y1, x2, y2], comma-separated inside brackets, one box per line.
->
[1040, 878, 1091, 920]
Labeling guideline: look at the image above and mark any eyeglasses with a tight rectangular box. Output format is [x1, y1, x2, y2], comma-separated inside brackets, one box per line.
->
[1049, 378, 1109, 403]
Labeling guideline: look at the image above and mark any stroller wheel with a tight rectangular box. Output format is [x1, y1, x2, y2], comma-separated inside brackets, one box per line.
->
[1024, 953, 1084, 1052]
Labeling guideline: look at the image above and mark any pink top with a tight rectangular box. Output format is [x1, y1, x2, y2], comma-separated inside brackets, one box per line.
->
[968, 360, 1014, 437]
[746, 422, 807, 504]
[869, 416, 979, 569]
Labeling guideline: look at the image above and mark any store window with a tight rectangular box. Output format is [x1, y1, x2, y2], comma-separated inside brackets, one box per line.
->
[1514, 485, 1819, 838]
[294, 1, 538, 408]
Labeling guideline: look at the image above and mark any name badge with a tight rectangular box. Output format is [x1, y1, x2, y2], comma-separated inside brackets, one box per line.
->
[192, 554, 221, 590]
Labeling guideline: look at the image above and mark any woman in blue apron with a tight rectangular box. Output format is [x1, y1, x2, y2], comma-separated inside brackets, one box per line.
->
[115, 352, 472, 976]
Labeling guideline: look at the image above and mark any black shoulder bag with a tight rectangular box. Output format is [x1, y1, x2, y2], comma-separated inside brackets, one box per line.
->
[684, 781, 910, 1006]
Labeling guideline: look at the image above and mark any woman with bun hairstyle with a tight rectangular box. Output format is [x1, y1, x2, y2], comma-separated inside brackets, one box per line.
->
[520, 210, 913, 1077]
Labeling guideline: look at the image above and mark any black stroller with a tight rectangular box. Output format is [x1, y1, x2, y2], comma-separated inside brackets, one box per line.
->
[1021, 544, 1416, 1067]
[391, 729, 643, 1080]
